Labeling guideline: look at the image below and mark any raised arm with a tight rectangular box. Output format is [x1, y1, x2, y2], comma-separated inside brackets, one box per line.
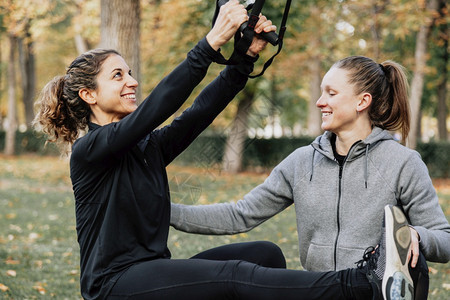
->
[155, 13, 277, 165]
[72, 1, 253, 162]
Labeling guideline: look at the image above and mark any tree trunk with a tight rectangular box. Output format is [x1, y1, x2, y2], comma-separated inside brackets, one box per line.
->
[100, 0, 141, 101]
[307, 58, 322, 137]
[369, 1, 388, 60]
[18, 24, 36, 128]
[268, 74, 278, 138]
[370, 4, 381, 59]
[0, 32, 3, 130]
[222, 89, 255, 174]
[74, 0, 89, 54]
[74, 34, 89, 55]
[5, 34, 17, 156]
[436, 0, 448, 141]
[408, 0, 439, 149]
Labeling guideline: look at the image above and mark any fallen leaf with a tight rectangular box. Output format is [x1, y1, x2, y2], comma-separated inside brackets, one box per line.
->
[33, 284, 46, 295]
[5, 258, 20, 265]
[34, 260, 43, 269]
[278, 237, 289, 244]
[442, 283, 450, 290]
[6, 270, 16, 277]
[9, 224, 22, 232]
[5, 213, 16, 219]
[428, 266, 438, 275]
[0, 283, 9, 292]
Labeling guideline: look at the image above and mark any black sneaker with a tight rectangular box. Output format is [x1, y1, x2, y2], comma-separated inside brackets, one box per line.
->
[357, 205, 414, 300]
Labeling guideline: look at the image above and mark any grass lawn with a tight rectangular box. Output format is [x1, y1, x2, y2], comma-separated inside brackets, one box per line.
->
[0, 155, 449, 299]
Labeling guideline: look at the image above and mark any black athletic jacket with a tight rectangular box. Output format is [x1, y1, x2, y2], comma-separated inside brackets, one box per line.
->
[70, 38, 256, 299]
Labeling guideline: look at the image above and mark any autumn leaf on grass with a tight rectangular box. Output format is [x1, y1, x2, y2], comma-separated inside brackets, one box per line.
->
[5, 213, 17, 220]
[0, 283, 9, 292]
[5, 257, 20, 265]
[443, 283, 450, 290]
[6, 270, 16, 277]
[33, 283, 46, 295]
[428, 266, 438, 275]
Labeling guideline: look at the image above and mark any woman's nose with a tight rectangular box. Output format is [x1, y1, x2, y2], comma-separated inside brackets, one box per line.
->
[316, 95, 325, 108]
[126, 74, 139, 87]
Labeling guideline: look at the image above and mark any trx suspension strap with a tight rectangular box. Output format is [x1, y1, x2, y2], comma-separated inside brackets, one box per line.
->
[212, 0, 292, 78]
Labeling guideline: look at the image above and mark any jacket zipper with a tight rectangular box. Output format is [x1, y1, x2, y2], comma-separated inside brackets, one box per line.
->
[333, 161, 343, 270]
[332, 140, 361, 270]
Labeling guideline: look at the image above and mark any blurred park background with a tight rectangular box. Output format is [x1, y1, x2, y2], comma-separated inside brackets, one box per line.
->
[0, 0, 449, 299]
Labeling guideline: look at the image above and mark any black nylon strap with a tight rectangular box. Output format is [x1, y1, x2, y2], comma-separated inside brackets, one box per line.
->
[249, 0, 291, 78]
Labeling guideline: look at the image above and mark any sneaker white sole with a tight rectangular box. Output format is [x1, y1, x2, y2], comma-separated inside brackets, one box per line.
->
[382, 205, 414, 300]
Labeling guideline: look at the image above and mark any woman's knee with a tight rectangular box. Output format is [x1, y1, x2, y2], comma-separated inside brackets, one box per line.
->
[249, 241, 286, 269]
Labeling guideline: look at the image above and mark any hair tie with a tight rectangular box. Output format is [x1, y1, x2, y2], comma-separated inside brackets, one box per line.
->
[56, 76, 66, 104]
[379, 63, 386, 74]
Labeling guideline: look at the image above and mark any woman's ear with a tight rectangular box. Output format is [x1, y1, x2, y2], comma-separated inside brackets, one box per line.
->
[357, 93, 372, 113]
[79, 88, 97, 105]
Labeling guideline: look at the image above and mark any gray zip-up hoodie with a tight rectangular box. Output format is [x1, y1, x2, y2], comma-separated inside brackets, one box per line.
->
[171, 127, 450, 271]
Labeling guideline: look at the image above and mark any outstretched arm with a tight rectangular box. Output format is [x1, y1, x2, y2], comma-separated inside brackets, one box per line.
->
[171, 152, 296, 234]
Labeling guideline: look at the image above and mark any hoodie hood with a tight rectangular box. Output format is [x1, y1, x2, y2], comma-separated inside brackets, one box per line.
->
[310, 127, 395, 187]
[311, 127, 394, 160]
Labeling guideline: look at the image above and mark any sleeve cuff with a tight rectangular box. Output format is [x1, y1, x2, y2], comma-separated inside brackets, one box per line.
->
[198, 37, 223, 62]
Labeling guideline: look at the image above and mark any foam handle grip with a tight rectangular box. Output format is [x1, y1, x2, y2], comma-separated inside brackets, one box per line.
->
[218, 0, 228, 7]
[240, 22, 279, 46]
[259, 30, 279, 46]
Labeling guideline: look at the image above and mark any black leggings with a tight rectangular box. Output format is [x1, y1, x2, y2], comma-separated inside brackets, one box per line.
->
[107, 241, 372, 300]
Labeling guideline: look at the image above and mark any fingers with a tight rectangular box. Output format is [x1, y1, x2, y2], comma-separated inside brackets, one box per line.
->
[246, 15, 277, 57]
[207, 0, 248, 50]
[254, 15, 277, 34]
[207, 6, 276, 54]
[409, 227, 420, 268]
[221, 0, 248, 26]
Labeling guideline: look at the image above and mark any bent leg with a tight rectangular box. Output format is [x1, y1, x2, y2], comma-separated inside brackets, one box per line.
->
[191, 241, 286, 268]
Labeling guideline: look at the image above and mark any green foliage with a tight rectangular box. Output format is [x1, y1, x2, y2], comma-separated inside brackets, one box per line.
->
[0, 131, 59, 156]
[242, 136, 315, 168]
[417, 141, 450, 178]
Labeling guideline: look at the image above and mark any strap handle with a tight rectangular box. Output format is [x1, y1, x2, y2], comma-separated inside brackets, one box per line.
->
[212, 0, 292, 78]
[249, 0, 291, 78]
[212, 0, 264, 65]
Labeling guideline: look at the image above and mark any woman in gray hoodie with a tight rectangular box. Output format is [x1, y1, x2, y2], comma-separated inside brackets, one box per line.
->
[171, 56, 450, 297]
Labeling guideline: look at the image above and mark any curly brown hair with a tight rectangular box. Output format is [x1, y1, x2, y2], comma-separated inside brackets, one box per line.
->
[33, 49, 120, 154]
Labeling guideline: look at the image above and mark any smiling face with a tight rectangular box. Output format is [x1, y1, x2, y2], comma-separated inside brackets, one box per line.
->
[84, 54, 139, 124]
[316, 66, 363, 135]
